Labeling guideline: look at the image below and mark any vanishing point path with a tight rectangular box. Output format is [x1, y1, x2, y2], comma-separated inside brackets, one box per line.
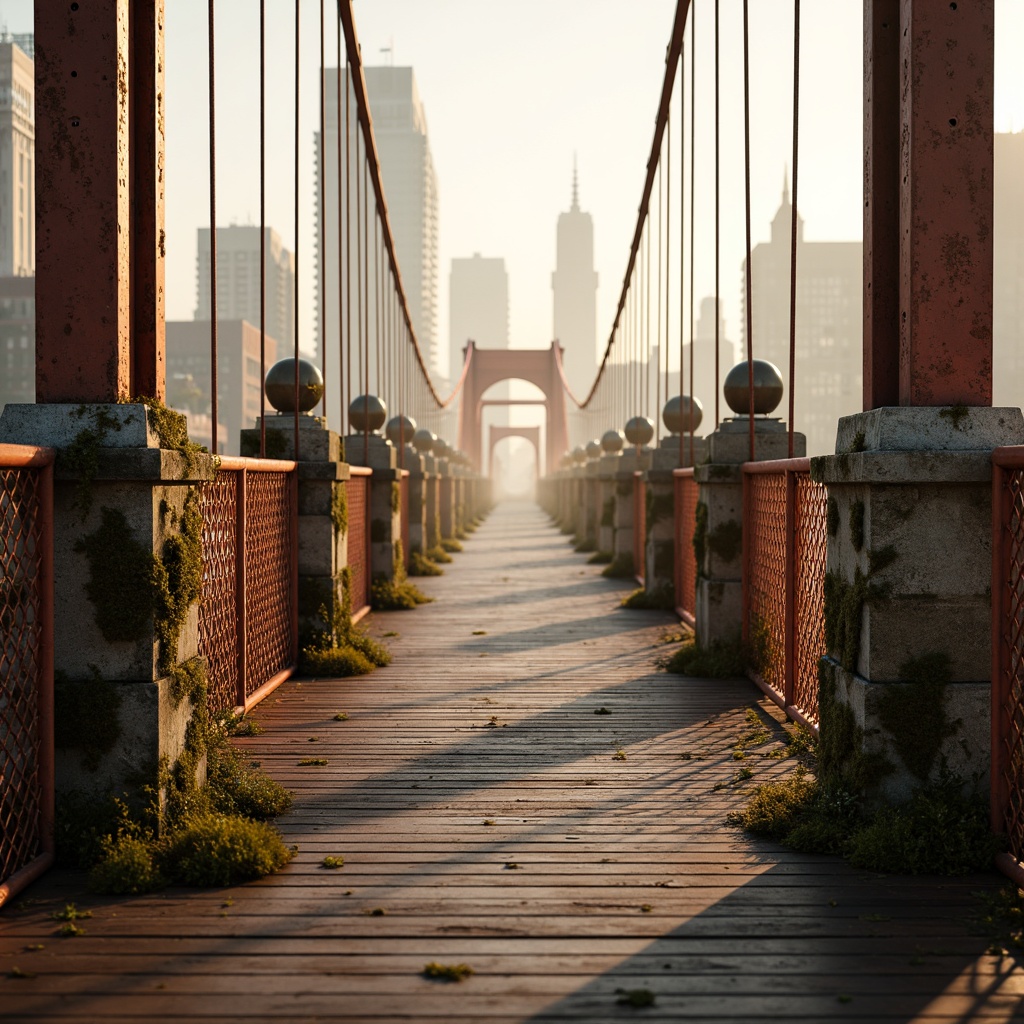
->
[2, 502, 1022, 1022]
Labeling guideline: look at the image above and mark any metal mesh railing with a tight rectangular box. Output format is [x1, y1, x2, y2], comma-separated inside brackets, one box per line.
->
[198, 458, 297, 715]
[346, 471, 370, 617]
[0, 446, 53, 906]
[745, 469, 788, 703]
[633, 472, 646, 585]
[992, 449, 1024, 879]
[742, 458, 825, 729]
[793, 474, 828, 723]
[673, 469, 698, 625]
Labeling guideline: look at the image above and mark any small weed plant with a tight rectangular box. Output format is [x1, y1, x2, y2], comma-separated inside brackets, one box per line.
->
[423, 962, 474, 982]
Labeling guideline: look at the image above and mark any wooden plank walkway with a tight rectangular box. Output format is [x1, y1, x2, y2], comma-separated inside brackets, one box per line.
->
[2, 500, 1023, 1022]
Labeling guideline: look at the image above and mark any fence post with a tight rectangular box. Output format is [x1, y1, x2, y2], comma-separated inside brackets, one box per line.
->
[991, 457, 1009, 833]
[235, 467, 248, 709]
[784, 467, 797, 710]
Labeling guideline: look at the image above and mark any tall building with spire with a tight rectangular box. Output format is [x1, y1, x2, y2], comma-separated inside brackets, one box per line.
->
[552, 163, 598, 402]
[743, 173, 861, 456]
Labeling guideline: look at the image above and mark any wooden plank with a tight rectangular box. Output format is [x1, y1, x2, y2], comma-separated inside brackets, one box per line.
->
[0, 502, 1018, 1021]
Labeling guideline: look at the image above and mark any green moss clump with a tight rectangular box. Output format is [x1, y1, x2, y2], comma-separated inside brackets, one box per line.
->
[849, 430, 867, 453]
[61, 405, 125, 515]
[693, 501, 708, 571]
[708, 519, 742, 563]
[850, 500, 865, 552]
[54, 666, 123, 772]
[331, 483, 348, 536]
[139, 398, 207, 478]
[409, 550, 443, 576]
[823, 569, 867, 672]
[153, 489, 204, 673]
[426, 545, 452, 564]
[588, 550, 613, 565]
[939, 404, 970, 431]
[600, 496, 615, 528]
[740, 772, 816, 839]
[89, 835, 162, 895]
[206, 733, 292, 819]
[827, 496, 840, 538]
[161, 813, 294, 887]
[302, 644, 374, 677]
[74, 508, 157, 643]
[440, 537, 463, 553]
[601, 552, 635, 579]
[423, 962, 474, 983]
[877, 652, 957, 781]
[621, 584, 675, 611]
[391, 482, 401, 515]
[662, 637, 746, 679]
[574, 538, 597, 553]
[370, 541, 432, 611]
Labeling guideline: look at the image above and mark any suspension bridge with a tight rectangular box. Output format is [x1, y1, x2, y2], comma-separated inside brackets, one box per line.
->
[3, 0, 1024, 1020]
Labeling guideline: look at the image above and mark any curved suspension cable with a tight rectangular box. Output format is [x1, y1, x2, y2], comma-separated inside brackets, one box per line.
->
[788, 0, 801, 459]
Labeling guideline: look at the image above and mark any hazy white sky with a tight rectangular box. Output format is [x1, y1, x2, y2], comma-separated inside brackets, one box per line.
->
[3, 1, 1024, 395]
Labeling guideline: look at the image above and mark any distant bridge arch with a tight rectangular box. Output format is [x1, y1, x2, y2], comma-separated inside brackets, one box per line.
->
[456, 342, 570, 474]
[489, 425, 541, 480]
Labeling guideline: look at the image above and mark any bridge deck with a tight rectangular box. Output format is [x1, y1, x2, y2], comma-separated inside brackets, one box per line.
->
[1, 501, 1019, 1022]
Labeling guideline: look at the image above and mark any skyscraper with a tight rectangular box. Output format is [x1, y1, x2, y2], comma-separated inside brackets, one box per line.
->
[0, 38, 34, 278]
[743, 177, 861, 456]
[194, 225, 295, 364]
[449, 253, 509, 381]
[552, 165, 598, 402]
[316, 66, 440, 431]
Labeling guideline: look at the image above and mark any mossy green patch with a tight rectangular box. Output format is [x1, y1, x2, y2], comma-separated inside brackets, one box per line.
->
[707, 519, 742, 564]
[588, 550, 613, 565]
[371, 541, 432, 610]
[693, 500, 708, 572]
[153, 488, 203, 673]
[662, 637, 746, 679]
[827, 496, 840, 538]
[939, 404, 970, 431]
[601, 552, 635, 579]
[850, 500, 865, 552]
[60, 405, 125, 515]
[621, 584, 675, 611]
[139, 398, 207, 479]
[391, 482, 401, 515]
[440, 537, 463, 553]
[331, 483, 348, 536]
[408, 550, 443, 576]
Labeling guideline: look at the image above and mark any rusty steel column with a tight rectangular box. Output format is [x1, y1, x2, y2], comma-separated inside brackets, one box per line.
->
[129, 0, 166, 402]
[898, 0, 994, 406]
[863, 0, 900, 410]
[35, 1, 131, 403]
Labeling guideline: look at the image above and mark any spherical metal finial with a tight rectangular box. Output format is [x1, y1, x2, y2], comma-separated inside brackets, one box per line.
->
[384, 414, 417, 446]
[601, 428, 625, 453]
[624, 416, 655, 446]
[433, 437, 450, 459]
[723, 360, 784, 416]
[571, 445, 586, 465]
[585, 439, 602, 459]
[663, 395, 704, 435]
[265, 357, 324, 413]
[411, 428, 435, 453]
[349, 394, 388, 433]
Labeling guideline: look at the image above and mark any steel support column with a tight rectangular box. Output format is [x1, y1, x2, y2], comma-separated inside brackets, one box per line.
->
[35, 0, 165, 403]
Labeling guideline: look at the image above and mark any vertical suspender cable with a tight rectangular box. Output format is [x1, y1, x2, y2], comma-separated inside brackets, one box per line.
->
[345, 57, 352, 434]
[645, 216, 651, 427]
[679, 42, 685, 468]
[743, 0, 754, 462]
[788, 0, 801, 458]
[355, 129, 362, 415]
[293, 0, 301, 457]
[363, 159, 370, 459]
[689, 2, 696, 467]
[208, 0, 218, 456]
[336, 6, 344, 433]
[319, 0, 327, 423]
[259, 0, 266, 457]
[714, 0, 720, 430]
[656, 157, 663, 445]
[664, 108, 670, 452]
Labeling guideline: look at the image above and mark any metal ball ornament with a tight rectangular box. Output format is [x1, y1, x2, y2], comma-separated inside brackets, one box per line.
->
[348, 394, 388, 433]
[624, 416, 655, 447]
[601, 429, 625, 453]
[663, 395, 703, 435]
[265, 357, 324, 414]
[723, 360, 784, 416]
[586, 439, 602, 459]
[384, 414, 417, 446]
[411, 428, 435, 453]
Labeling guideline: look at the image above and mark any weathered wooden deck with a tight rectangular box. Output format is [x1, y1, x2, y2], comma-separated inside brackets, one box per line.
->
[2, 501, 1022, 1022]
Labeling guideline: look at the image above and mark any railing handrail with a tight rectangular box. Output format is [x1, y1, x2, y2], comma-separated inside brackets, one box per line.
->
[993, 446, 1024, 468]
[348, 465, 373, 477]
[217, 455, 297, 473]
[741, 457, 811, 475]
[0, 444, 56, 469]
[672, 467, 695, 479]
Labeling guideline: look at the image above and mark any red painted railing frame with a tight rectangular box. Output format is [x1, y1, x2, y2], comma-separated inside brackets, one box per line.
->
[399, 469, 410, 571]
[633, 470, 646, 586]
[213, 456, 298, 714]
[348, 466, 373, 624]
[673, 468, 698, 627]
[991, 447, 1024, 885]
[742, 457, 823, 732]
[0, 444, 55, 909]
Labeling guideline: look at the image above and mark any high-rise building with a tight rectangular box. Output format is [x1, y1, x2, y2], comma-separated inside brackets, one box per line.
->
[316, 66, 440, 431]
[742, 177, 861, 456]
[552, 165, 598, 402]
[194, 226, 294, 364]
[449, 253, 508, 381]
[0, 275, 34, 414]
[0, 38, 34, 277]
[166, 320, 269, 456]
[994, 132, 1024, 411]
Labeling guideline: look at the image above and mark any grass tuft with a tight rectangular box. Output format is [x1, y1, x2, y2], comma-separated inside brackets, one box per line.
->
[423, 962, 474, 982]
[408, 551, 444, 576]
